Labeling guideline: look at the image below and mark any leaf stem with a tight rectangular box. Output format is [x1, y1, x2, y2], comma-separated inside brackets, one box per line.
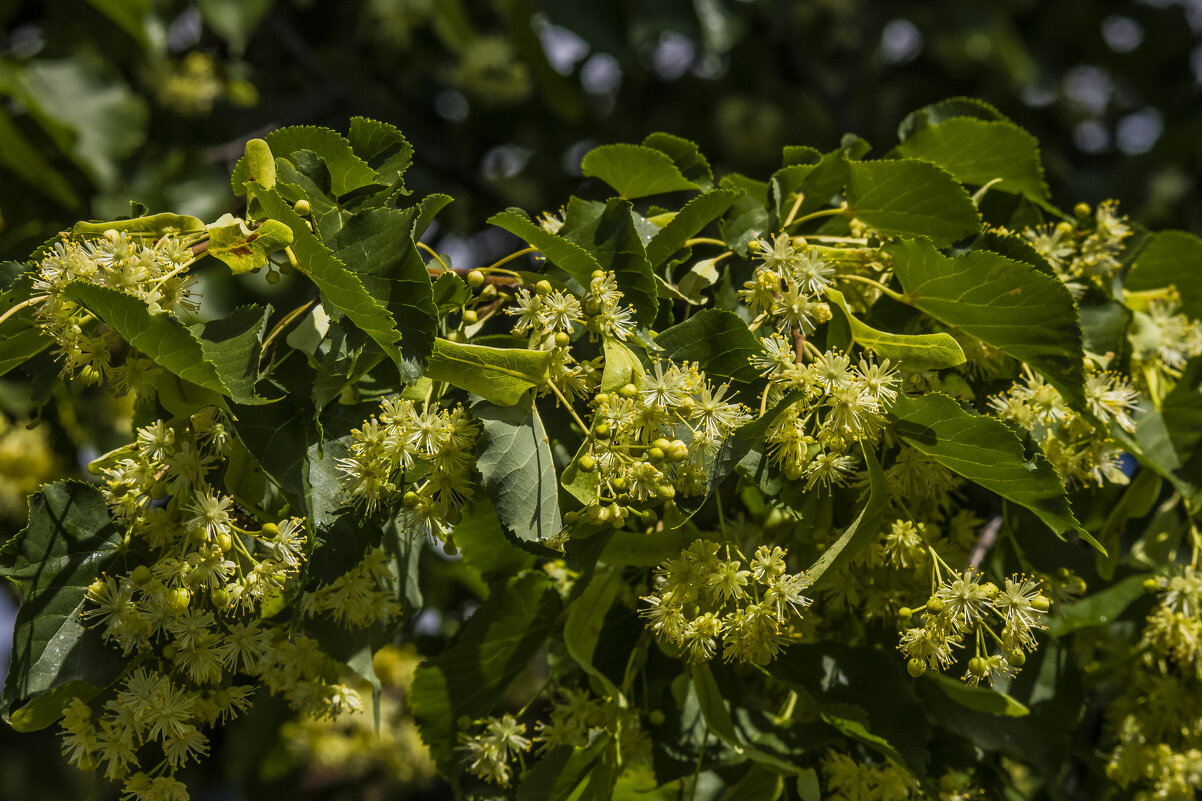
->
[786, 206, 847, 229]
[262, 299, 317, 351]
[483, 246, 538, 274]
[546, 381, 588, 432]
[835, 273, 907, 303]
[683, 237, 728, 248]
[0, 295, 48, 327]
[781, 191, 806, 229]
[416, 241, 451, 272]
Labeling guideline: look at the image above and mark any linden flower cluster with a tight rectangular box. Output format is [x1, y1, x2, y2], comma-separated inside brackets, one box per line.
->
[337, 396, 479, 542]
[898, 568, 1051, 687]
[32, 231, 198, 388]
[68, 409, 372, 800]
[739, 233, 836, 332]
[299, 547, 401, 628]
[756, 342, 900, 488]
[1021, 200, 1132, 297]
[568, 361, 746, 525]
[989, 367, 1139, 487]
[822, 752, 918, 801]
[1105, 567, 1202, 800]
[458, 714, 532, 786]
[507, 270, 635, 403]
[820, 514, 979, 623]
[641, 540, 812, 664]
[1129, 294, 1202, 381]
[533, 688, 650, 765]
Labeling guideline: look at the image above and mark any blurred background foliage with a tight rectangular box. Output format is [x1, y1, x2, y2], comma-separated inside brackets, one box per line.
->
[0, 0, 1200, 798]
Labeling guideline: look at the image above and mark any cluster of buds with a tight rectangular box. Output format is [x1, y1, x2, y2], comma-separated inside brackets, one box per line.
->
[898, 568, 1051, 687]
[641, 540, 812, 664]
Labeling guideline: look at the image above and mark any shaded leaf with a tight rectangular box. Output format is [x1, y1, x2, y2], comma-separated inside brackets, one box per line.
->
[561, 198, 659, 327]
[410, 572, 561, 767]
[194, 304, 271, 404]
[72, 212, 206, 240]
[926, 673, 1029, 718]
[473, 400, 562, 544]
[654, 308, 764, 390]
[806, 443, 888, 586]
[0, 482, 125, 728]
[488, 209, 603, 286]
[1125, 231, 1202, 321]
[643, 132, 714, 190]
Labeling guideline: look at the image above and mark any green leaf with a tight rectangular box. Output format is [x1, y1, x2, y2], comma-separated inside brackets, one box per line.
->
[0, 324, 51, 378]
[887, 238, 1086, 408]
[0, 482, 125, 728]
[600, 337, 645, 392]
[205, 216, 293, 275]
[806, 443, 888, 586]
[824, 288, 966, 371]
[62, 282, 231, 396]
[580, 143, 700, 198]
[229, 138, 276, 197]
[72, 212, 206, 240]
[325, 207, 439, 379]
[768, 643, 929, 775]
[473, 400, 562, 544]
[454, 498, 536, 582]
[599, 527, 697, 567]
[926, 673, 1029, 718]
[561, 198, 659, 327]
[194, 305, 272, 404]
[1125, 231, 1202, 321]
[845, 159, 981, 246]
[84, 0, 151, 47]
[643, 132, 714, 190]
[564, 566, 622, 697]
[431, 272, 471, 315]
[890, 393, 1092, 544]
[488, 209, 603, 287]
[897, 97, 1005, 141]
[517, 735, 612, 801]
[425, 338, 550, 406]
[1123, 359, 1202, 500]
[264, 126, 379, 197]
[645, 189, 739, 268]
[410, 572, 561, 767]
[727, 765, 785, 801]
[894, 117, 1049, 205]
[1047, 573, 1151, 638]
[347, 116, 414, 195]
[654, 308, 764, 390]
[720, 193, 771, 255]
[256, 189, 409, 374]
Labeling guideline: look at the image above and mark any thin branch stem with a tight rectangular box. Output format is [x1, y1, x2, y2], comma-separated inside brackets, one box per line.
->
[262, 299, 317, 351]
[546, 381, 588, 432]
[781, 191, 806, 229]
[416, 241, 451, 272]
[0, 295, 48, 327]
[835, 273, 907, 303]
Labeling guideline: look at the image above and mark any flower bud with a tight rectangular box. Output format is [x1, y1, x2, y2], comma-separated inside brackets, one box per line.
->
[535, 280, 553, 295]
[403, 490, 420, 508]
[265, 269, 280, 285]
[656, 483, 676, 500]
[668, 440, 689, 462]
[926, 597, 944, 614]
[618, 383, 638, 399]
[554, 331, 571, 348]
[968, 656, 988, 678]
[462, 309, 478, 325]
[648, 709, 666, 725]
[168, 587, 191, 614]
[578, 454, 596, 473]
[651, 437, 671, 452]
[611, 476, 627, 491]
[906, 658, 927, 678]
[1030, 595, 1050, 612]
[1005, 649, 1025, 667]
[211, 588, 231, 608]
[293, 199, 312, 216]
[592, 393, 609, 407]
[467, 270, 485, 288]
[1074, 202, 1091, 221]
[593, 422, 611, 440]
[647, 447, 666, 464]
